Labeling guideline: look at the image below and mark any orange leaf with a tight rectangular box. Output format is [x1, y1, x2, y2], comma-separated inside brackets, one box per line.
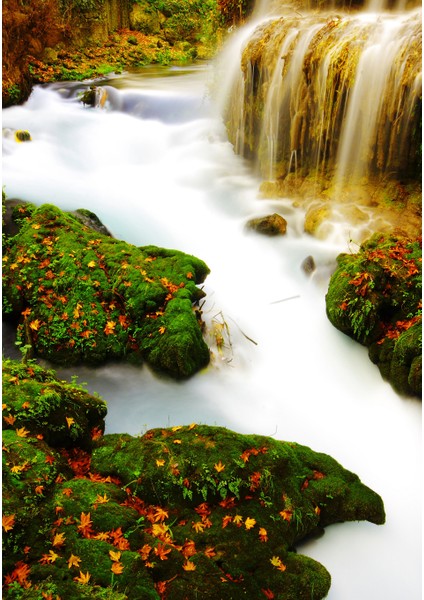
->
[181, 540, 197, 559]
[39, 550, 60, 564]
[35, 485, 44, 495]
[262, 589, 275, 599]
[94, 493, 109, 505]
[154, 543, 172, 561]
[222, 515, 232, 529]
[66, 417, 75, 429]
[77, 512, 93, 537]
[29, 319, 41, 331]
[204, 546, 216, 558]
[21, 401, 31, 410]
[156, 458, 165, 467]
[3, 414, 16, 426]
[233, 514, 243, 526]
[104, 321, 116, 335]
[138, 544, 152, 561]
[258, 527, 268, 542]
[279, 509, 292, 522]
[2, 514, 15, 532]
[244, 517, 256, 530]
[111, 562, 124, 575]
[153, 507, 169, 522]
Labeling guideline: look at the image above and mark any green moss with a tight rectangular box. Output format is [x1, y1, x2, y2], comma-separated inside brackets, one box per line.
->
[2, 201, 210, 378]
[2, 358, 107, 448]
[2, 361, 385, 599]
[326, 233, 422, 397]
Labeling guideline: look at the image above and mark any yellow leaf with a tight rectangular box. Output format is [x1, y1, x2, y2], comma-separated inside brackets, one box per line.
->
[2, 514, 15, 532]
[214, 460, 225, 473]
[52, 532, 66, 547]
[244, 517, 256, 530]
[87, 260, 96, 268]
[16, 427, 30, 438]
[158, 326, 166, 335]
[109, 550, 121, 562]
[192, 521, 205, 534]
[182, 560, 196, 571]
[173, 439, 182, 444]
[270, 555, 286, 571]
[29, 319, 41, 331]
[156, 459, 165, 467]
[171, 426, 182, 432]
[95, 493, 109, 505]
[68, 554, 82, 569]
[66, 417, 75, 429]
[233, 514, 243, 526]
[74, 570, 91, 584]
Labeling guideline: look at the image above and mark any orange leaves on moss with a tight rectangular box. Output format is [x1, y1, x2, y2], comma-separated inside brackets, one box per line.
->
[111, 561, 124, 575]
[104, 320, 116, 335]
[52, 532, 66, 548]
[258, 527, 268, 542]
[240, 446, 268, 463]
[4, 561, 31, 589]
[279, 509, 293, 522]
[39, 550, 60, 564]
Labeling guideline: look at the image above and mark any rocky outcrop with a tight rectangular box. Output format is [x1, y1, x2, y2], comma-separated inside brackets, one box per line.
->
[326, 233, 422, 397]
[2, 358, 386, 599]
[2, 201, 210, 378]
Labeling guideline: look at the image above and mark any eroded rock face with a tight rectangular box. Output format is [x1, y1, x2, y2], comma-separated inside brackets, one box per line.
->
[246, 212, 287, 235]
[326, 233, 422, 398]
[2, 201, 210, 378]
[2, 359, 386, 600]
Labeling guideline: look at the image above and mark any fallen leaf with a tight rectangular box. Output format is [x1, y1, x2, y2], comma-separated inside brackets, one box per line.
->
[68, 554, 82, 569]
[16, 427, 30, 438]
[214, 460, 225, 473]
[2, 514, 15, 532]
[109, 550, 121, 562]
[244, 517, 256, 530]
[74, 570, 91, 584]
[66, 417, 75, 429]
[52, 532, 66, 547]
[111, 562, 125, 575]
[182, 560, 196, 571]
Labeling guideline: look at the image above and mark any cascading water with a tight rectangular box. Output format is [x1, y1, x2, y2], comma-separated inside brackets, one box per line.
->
[222, 1, 422, 191]
[1, 7, 421, 599]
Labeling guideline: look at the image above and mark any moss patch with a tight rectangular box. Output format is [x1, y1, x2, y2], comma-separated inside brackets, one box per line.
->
[326, 233, 422, 397]
[2, 201, 210, 378]
[3, 359, 385, 599]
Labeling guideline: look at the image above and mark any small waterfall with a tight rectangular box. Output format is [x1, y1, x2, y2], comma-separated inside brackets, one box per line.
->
[221, 1, 422, 191]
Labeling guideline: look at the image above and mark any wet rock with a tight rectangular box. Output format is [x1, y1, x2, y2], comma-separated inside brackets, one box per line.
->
[2, 201, 210, 378]
[246, 212, 287, 235]
[326, 233, 422, 398]
[2, 367, 386, 600]
[301, 255, 316, 274]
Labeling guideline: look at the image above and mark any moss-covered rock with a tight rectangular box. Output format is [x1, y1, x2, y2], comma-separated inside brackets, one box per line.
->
[326, 233, 422, 397]
[2, 359, 385, 600]
[2, 201, 210, 378]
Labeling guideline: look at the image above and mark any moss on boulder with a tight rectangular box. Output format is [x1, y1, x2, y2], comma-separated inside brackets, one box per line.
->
[2, 201, 210, 378]
[3, 359, 385, 600]
[325, 233, 422, 397]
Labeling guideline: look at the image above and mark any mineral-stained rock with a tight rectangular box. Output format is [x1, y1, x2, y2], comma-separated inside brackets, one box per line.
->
[2, 201, 211, 378]
[326, 233, 422, 397]
[2, 360, 386, 600]
[246, 212, 287, 235]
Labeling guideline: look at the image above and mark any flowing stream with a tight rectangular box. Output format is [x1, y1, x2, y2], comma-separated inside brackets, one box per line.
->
[2, 47, 421, 600]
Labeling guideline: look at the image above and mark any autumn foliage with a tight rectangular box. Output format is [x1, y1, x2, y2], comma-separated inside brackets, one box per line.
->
[326, 233, 422, 397]
[2, 362, 386, 599]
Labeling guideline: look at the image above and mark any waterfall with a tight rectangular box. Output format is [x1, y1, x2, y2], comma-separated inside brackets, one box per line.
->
[1, 28, 421, 600]
[222, 1, 422, 191]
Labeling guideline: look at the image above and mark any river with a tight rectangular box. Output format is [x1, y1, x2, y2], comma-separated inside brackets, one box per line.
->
[2, 60, 421, 598]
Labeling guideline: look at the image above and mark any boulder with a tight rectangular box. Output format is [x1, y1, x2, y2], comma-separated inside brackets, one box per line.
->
[246, 212, 287, 235]
[326, 233, 422, 397]
[2, 201, 210, 378]
[2, 360, 386, 600]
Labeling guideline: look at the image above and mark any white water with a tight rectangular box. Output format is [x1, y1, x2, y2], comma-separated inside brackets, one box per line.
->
[2, 64, 421, 599]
